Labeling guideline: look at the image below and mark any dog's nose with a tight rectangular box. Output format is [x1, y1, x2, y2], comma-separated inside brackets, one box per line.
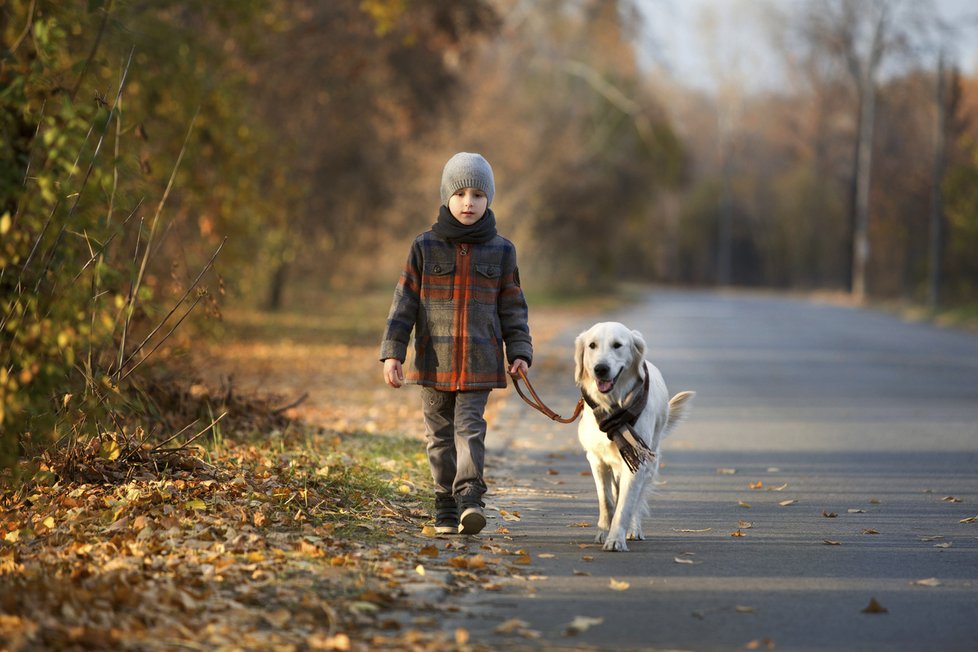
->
[594, 363, 610, 379]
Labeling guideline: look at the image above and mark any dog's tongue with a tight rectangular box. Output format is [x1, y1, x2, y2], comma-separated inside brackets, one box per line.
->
[598, 379, 614, 394]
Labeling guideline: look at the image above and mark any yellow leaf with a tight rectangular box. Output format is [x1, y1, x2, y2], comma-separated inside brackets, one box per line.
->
[730, 529, 746, 537]
[913, 577, 941, 587]
[419, 544, 439, 557]
[415, 564, 425, 576]
[778, 499, 797, 507]
[609, 578, 630, 591]
[455, 628, 469, 645]
[421, 525, 438, 537]
[495, 619, 529, 634]
[0, 212, 10, 235]
[3, 530, 20, 543]
[184, 499, 207, 511]
[42, 516, 55, 529]
[738, 501, 752, 509]
[565, 615, 603, 635]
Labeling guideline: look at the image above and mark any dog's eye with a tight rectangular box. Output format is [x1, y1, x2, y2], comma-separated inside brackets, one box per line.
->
[588, 342, 597, 350]
[612, 342, 622, 349]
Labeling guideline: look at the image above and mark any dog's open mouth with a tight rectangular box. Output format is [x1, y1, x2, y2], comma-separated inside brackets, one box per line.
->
[596, 369, 622, 394]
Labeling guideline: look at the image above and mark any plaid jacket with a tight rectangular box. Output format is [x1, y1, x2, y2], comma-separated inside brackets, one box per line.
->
[380, 231, 533, 391]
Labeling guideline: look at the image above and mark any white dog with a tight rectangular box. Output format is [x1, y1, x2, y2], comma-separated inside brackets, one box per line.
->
[575, 322, 694, 551]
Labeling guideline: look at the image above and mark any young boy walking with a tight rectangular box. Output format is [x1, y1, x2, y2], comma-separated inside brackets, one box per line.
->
[380, 152, 532, 535]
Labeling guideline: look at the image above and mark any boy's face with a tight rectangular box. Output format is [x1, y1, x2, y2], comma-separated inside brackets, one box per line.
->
[447, 187, 488, 226]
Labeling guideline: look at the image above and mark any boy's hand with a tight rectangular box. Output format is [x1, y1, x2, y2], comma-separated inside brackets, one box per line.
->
[384, 359, 404, 388]
[508, 358, 529, 378]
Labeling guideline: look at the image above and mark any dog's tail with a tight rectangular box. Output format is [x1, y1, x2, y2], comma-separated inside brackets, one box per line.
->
[665, 391, 695, 435]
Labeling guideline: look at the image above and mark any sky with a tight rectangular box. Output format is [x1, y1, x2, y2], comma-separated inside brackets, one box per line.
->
[635, 0, 978, 92]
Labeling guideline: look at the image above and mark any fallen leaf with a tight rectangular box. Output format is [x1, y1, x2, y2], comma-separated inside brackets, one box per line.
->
[455, 628, 469, 645]
[738, 501, 752, 509]
[674, 557, 702, 565]
[495, 526, 510, 534]
[959, 515, 978, 523]
[538, 553, 555, 559]
[609, 578, 630, 591]
[581, 555, 594, 562]
[920, 535, 944, 541]
[568, 521, 592, 528]
[547, 469, 560, 475]
[421, 525, 438, 536]
[730, 529, 746, 538]
[749, 481, 764, 490]
[822, 510, 838, 518]
[862, 597, 888, 614]
[415, 564, 425, 576]
[942, 496, 963, 503]
[934, 542, 952, 549]
[495, 618, 529, 634]
[513, 554, 532, 565]
[565, 615, 604, 636]
[745, 638, 776, 650]
[822, 540, 842, 546]
[418, 544, 439, 557]
[499, 510, 522, 522]
[717, 468, 737, 475]
[573, 569, 591, 576]
[778, 499, 797, 507]
[767, 483, 788, 492]
[735, 605, 755, 613]
[863, 528, 880, 535]
[766, 467, 780, 473]
[848, 508, 866, 514]
[673, 528, 713, 533]
[913, 577, 941, 587]
[738, 520, 754, 529]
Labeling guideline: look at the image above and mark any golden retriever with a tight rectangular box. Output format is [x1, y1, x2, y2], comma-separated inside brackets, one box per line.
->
[575, 322, 694, 551]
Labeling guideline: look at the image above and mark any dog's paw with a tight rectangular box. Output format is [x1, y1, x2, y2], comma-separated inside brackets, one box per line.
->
[626, 532, 646, 541]
[602, 537, 629, 552]
[593, 531, 608, 544]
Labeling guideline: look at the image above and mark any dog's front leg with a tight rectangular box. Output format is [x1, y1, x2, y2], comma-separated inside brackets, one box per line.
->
[604, 469, 642, 552]
[586, 453, 615, 543]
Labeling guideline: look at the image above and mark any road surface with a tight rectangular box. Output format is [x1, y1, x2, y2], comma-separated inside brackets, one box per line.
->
[447, 289, 978, 651]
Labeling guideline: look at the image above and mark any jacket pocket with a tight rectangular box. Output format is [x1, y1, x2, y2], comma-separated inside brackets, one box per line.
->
[472, 263, 501, 305]
[421, 260, 454, 302]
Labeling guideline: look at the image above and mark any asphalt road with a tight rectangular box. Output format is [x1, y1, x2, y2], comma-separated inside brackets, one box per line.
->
[448, 289, 978, 651]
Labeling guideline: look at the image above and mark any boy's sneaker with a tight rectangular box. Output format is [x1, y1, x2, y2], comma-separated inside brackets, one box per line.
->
[458, 504, 486, 535]
[434, 496, 459, 534]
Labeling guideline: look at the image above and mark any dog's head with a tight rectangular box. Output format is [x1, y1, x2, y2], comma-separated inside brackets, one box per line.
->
[574, 322, 647, 398]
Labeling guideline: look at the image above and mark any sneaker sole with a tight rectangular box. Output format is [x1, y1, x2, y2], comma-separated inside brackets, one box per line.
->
[458, 508, 486, 535]
[434, 524, 458, 534]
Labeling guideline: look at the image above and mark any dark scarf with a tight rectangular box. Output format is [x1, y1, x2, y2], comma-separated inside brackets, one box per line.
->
[582, 371, 654, 473]
[431, 205, 498, 244]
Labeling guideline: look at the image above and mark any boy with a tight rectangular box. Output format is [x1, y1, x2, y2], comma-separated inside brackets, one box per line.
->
[380, 152, 532, 535]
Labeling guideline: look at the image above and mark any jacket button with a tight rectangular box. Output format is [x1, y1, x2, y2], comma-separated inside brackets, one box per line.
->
[433, 265, 441, 273]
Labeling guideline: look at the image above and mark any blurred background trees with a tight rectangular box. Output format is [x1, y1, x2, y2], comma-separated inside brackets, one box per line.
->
[4, 0, 978, 465]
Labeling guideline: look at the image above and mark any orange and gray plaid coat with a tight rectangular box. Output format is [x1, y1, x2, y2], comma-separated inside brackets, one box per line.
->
[380, 231, 533, 391]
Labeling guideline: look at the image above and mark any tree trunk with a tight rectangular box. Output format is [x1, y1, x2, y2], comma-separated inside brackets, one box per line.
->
[927, 52, 948, 310]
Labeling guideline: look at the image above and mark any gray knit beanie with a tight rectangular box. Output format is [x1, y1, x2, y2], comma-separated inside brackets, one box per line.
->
[439, 152, 495, 206]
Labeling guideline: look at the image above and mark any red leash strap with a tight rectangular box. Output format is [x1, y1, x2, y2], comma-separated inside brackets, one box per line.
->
[513, 368, 584, 424]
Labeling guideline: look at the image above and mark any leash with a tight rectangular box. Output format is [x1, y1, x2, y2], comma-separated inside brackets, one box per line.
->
[512, 368, 583, 424]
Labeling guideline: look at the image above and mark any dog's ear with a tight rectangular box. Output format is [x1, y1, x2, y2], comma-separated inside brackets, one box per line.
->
[630, 329, 647, 365]
[574, 332, 587, 386]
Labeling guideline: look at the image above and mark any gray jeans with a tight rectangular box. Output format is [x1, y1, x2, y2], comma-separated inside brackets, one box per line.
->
[420, 387, 491, 505]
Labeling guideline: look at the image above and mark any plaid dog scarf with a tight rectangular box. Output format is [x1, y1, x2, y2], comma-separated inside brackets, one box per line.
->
[582, 371, 654, 473]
